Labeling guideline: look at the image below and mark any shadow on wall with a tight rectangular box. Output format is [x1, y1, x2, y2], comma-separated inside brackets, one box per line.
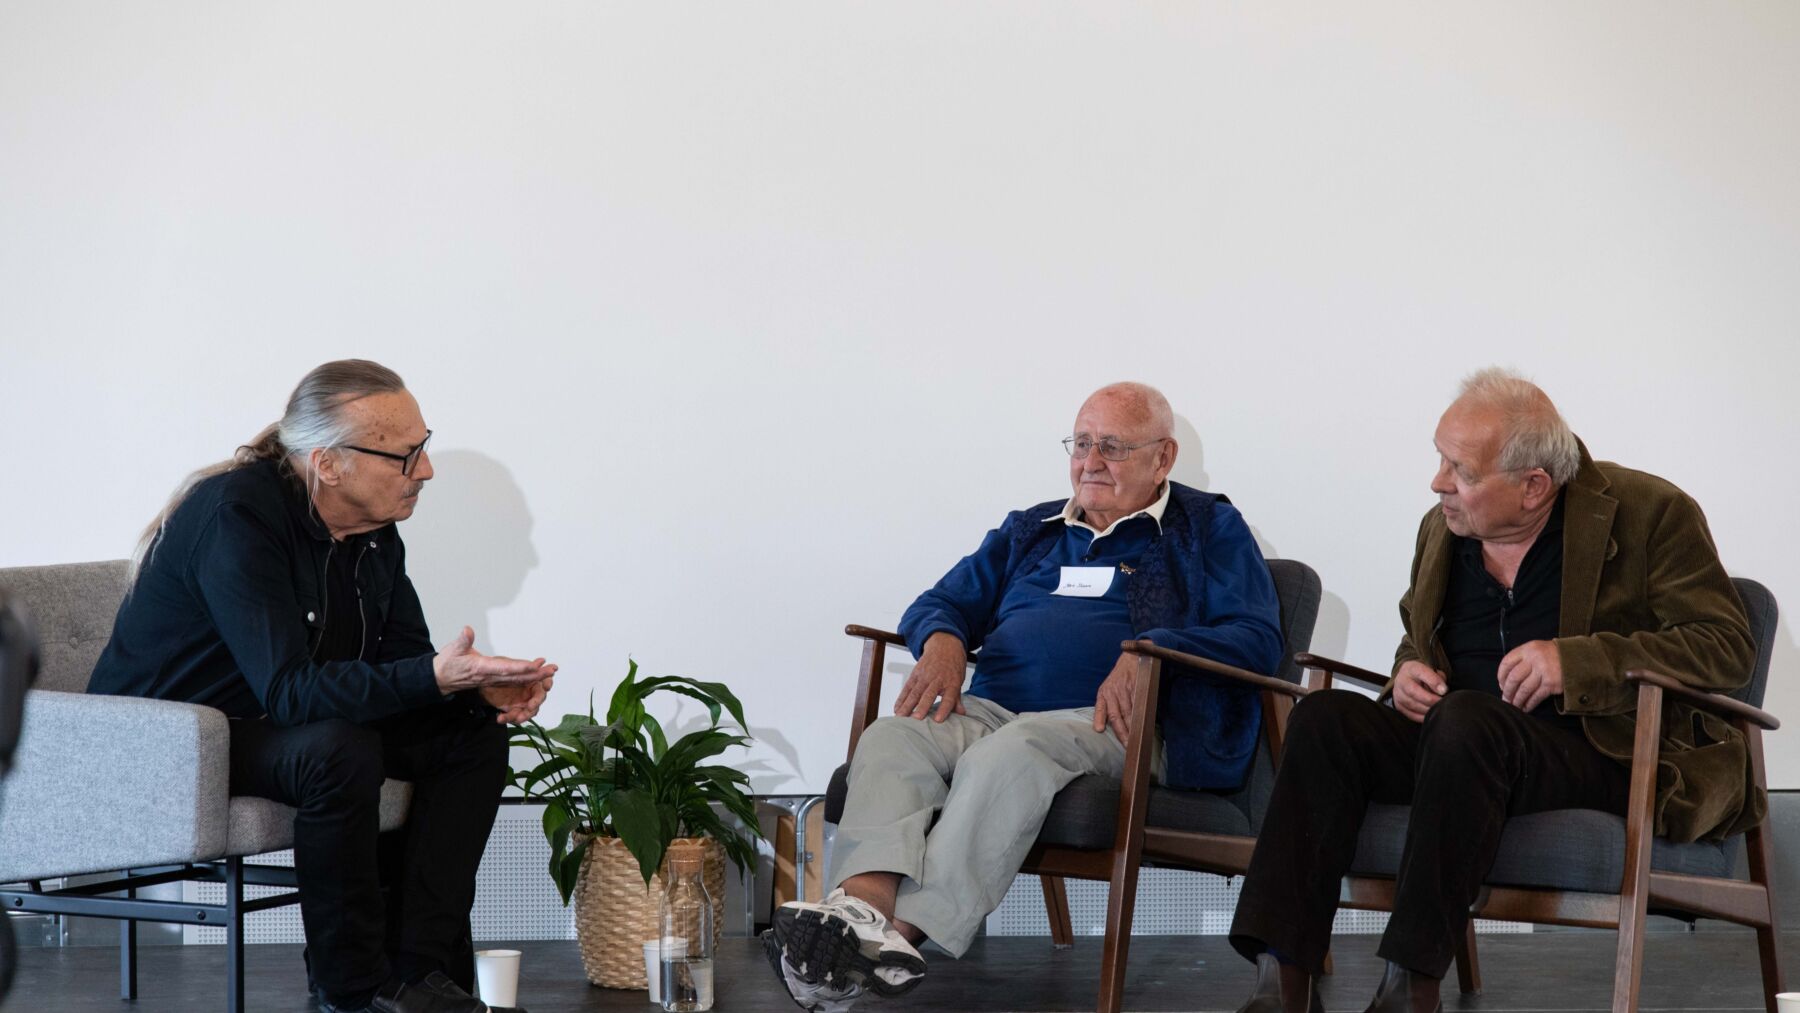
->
[400, 449, 539, 653]
[1171, 415, 1353, 664]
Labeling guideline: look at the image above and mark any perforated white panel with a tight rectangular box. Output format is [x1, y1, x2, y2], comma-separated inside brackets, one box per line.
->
[986, 871, 1528, 936]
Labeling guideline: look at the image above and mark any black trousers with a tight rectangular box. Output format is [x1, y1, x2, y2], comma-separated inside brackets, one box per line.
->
[229, 701, 510, 1000]
[1229, 689, 1631, 978]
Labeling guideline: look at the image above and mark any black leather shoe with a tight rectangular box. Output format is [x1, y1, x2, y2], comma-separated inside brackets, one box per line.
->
[1236, 952, 1324, 1013]
[1362, 961, 1441, 1013]
[315, 971, 528, 1013]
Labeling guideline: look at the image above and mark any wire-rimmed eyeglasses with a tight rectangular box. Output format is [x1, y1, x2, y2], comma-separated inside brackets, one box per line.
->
[1062, 435, 1166, 462]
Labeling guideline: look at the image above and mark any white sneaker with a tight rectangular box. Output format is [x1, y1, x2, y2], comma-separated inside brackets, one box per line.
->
[764, 889, 927, 1007]
[762, 931, 865, 1012]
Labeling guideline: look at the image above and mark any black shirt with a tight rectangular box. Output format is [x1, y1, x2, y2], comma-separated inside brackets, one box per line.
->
[1438, 491, 1583, 731]
[89, 460, 446, 725]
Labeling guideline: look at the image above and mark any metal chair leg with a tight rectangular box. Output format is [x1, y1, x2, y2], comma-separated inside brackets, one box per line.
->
[225, 857, 245, 1013]
[119, 882, 138, 1000]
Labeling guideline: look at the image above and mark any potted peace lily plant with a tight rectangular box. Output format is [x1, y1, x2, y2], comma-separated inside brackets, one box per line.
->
[508, 662, 763, 990]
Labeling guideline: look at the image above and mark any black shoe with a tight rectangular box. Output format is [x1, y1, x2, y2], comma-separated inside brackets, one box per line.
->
[315, 971, 527, 1013]
[1236, 952, 1324, 1013]
[1362, 961, 1441, 1013]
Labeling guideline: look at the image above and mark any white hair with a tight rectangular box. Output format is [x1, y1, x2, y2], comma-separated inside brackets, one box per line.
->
[1456, 367, 1580, 486]
[130, 360, 406, 580]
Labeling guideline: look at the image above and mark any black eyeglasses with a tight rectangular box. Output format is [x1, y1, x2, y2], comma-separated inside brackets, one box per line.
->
[1063, 435, 1165, 462]
[344, 430, 432, 477]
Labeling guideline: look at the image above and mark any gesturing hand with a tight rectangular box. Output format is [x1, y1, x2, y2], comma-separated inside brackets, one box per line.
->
[432, 626, 557, 695]
[481, 675, 554, 724]
[1391, 660, 1447, 723]
[1092, 653, 1139, 742]
[893, 632, 968, 722]
[1498, 640, 1563, 712]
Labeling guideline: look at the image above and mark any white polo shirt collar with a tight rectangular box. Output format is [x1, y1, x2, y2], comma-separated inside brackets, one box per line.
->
[1044, 481, 1170, 540]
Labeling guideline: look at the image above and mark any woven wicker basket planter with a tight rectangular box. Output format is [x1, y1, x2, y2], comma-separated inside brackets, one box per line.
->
[571, 834, 729, 989]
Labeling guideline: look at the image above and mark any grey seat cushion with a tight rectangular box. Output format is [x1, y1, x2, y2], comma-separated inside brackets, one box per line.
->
[1037, 774, 1251, 848]
[1349, 804, 1737, 894]
[824, 766, 1249, 850]
[226, 778, 413, 855]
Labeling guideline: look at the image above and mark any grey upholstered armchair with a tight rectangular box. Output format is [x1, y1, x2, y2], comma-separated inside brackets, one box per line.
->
[0, 560, 412, 1013]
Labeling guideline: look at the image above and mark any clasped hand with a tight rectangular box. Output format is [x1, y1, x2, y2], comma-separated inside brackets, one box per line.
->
[432, 625, 557, 724]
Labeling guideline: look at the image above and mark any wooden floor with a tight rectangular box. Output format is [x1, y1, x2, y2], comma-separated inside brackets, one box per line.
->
[1, 929, 1786, 1013]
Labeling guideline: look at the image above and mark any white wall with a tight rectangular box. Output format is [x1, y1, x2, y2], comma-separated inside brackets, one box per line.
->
[3, 3, 1797, 791]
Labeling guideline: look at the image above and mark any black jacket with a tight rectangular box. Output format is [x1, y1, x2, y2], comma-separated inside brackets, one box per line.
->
[89, 460, 445, 725]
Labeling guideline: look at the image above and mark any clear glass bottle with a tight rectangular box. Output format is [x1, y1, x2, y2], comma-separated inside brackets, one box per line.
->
[658, 844, 714, 1012]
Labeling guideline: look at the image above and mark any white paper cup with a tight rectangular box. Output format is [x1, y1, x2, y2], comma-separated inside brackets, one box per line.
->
[645, 936, 688, 1004]
[1775, 993, 1800, 1013]
[475, 948, 521, 1008]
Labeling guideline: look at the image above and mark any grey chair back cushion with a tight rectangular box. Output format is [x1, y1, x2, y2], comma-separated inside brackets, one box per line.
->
[0, 561, 130, 693]
[1729, 577, 1775, 710]
[824, 558, 1324, 845]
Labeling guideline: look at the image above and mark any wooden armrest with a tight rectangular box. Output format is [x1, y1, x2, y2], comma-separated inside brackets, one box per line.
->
[1293, 652, 1391, 692]
[1625, 669, 1779, 731]
[844, 624, 906, 647]
[844, 624, 978, 663]
[1121, 640, 1308, 699]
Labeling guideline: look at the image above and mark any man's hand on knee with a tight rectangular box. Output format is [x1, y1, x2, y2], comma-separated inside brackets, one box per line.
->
[894, 632, 967, 722]
[1092, 652, 1138, 741]
[1497, 640, 1562, 712]
[1392, 661, 1447, 723]
[432, 625, 558, 697]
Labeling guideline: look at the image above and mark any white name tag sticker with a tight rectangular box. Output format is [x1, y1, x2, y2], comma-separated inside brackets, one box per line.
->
[1053, 566, 1116, 598]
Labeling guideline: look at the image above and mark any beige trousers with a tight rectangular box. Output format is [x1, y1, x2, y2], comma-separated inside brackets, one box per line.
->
[829, 695, 1165, 956]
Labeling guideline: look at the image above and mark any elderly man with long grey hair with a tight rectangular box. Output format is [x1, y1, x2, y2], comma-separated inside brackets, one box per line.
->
[90, 360, 556, 1013]
[1225, 368, 1759, 1013]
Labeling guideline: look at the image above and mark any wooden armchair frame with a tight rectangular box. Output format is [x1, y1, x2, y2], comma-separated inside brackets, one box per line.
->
[1297, 649, 1784, 1013]
[841, 627, 1309, 1013]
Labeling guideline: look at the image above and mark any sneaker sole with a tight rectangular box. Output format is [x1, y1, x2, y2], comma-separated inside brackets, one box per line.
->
[771, 906, 926, 998]
[761, 930, 825, 1012]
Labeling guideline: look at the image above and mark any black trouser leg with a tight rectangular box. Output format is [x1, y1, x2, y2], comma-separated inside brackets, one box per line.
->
[1231, 690, 1420, 974]
[230, 718, 389, 999]
[1377, 691, 1630, 976]
[376, 701, 510, 991]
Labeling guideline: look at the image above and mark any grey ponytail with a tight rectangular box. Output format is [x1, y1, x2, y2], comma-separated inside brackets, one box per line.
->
[129, 360, 407, 581]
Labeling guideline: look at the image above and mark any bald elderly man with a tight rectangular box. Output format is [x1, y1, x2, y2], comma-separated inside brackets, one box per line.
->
[1227, 369, 1759, 1013]
[764, 382, 1284, 1012]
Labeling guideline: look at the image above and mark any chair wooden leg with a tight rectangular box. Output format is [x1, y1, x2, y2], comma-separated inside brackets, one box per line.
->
[1096, 857, 1142, 1013]
[1744, 729, 1784, 1013]
[1041, 875, 1074, 949]
[1756, 923, 1785, 1013]
[1611, 683, 1661, 1013]
[1453, 920, 1481, 995]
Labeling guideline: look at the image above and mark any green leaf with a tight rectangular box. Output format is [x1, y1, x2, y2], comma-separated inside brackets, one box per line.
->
[634, 676, 747, 730]
[552, 837, 591, 905]
[663, 728, 748, 772]
[514, 756, 576, 797]
[609, 787, 670, 885]
[645, 712, 668, 761]
[606, 658, 641, 723]
[545, 712, 596, 750]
